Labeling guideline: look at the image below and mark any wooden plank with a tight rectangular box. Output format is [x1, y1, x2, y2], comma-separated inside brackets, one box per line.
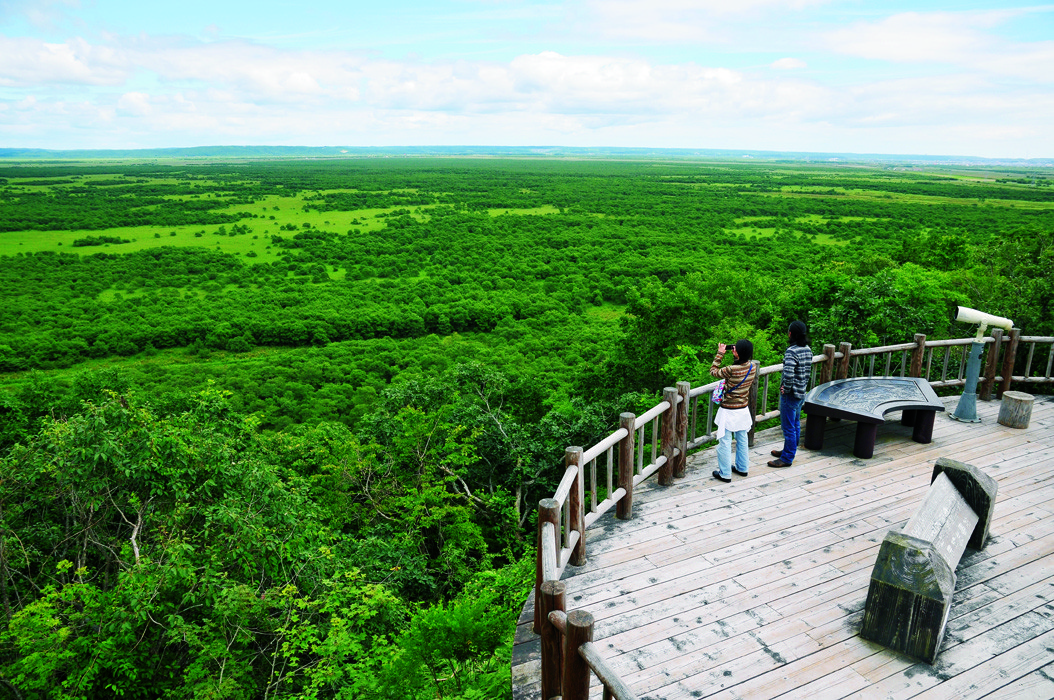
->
[690, 634, 876, 700]
[956, 532, 1054, 591]
[606, 604, 786, 689]
[979, 552, 1054, 596]
[944, 575, 1054, 648]
[598, 562, 852, 656]
[846, 610, 1054, 699]
[622, 587, 869, 697]
[910, 628, 1054, 699]
[988, 661, 1054, 699]
[751, 665, 872, 700]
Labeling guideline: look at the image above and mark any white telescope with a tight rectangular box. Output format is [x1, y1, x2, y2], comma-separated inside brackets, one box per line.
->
[954, 306, 1013, 341]
[950, 306, 1015, 423]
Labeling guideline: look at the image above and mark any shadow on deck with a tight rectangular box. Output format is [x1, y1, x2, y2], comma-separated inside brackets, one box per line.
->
[511, 394, 1054, 700]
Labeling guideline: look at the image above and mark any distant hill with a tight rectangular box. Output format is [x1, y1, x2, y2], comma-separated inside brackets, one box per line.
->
[0, 144, 1051, 166]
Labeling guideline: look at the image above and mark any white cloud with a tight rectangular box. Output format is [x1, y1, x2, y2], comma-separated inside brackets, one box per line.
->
[827, 11, 996, 63]
[0, 0, 80, 29]
[826, 9, 1054, 83]
[0, 26, 1052, 157]
[0, 35, 129, 86]
[575, 0, 832, 42]
[117, 91, 151, 115]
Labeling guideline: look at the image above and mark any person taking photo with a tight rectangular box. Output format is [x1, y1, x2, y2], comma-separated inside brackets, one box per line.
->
[709, 339, 758, 482]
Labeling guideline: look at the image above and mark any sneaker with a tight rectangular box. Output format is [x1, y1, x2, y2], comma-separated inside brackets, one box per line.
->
[712, 470, 731, 483]
[770, 450, 782, 458]
[767, 459, 792, 468]
[732, 467, 749, 477]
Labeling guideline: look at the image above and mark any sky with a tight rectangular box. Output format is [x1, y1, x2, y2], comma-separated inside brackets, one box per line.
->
[1, 0, 1052, 157]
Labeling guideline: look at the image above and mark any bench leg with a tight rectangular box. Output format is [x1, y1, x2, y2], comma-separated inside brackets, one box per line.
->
[912, 410, 936, 444]
[901, 409, 916, 427]
[804, 414, 826, 450]
[853, 423, 879, 459]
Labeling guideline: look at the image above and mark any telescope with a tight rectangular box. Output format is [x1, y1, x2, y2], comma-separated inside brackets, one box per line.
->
[954, 306, 1013, 341]
[950, 306, 1014, 423]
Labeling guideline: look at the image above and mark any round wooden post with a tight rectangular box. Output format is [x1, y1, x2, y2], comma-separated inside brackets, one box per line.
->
[998, 328, 1020, 398]
[617, 412, 635, 520]
[820, 343, 836, 385]
[910, 333, 926, 378]
[566, 447, 586, 567]
[534, 498, 559, 633]
[539, 581, 566, 700]
[562, 610, 594, 700]
[998, 391, 1034, 429]
[838, 342, 853, 380]
[980, 328, 1003, 401]
[659, 388, 677, 485]
[675, 381, 690, 478]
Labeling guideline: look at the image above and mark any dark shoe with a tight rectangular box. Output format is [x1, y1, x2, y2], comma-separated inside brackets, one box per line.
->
[732, 467, 749, 477]
[767, 459, 792, 468]
[712, 470, 731, 483]
[771, 450, 782, 458]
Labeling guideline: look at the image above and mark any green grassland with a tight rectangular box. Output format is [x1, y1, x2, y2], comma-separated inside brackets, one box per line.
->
[0, 189, 566, 262]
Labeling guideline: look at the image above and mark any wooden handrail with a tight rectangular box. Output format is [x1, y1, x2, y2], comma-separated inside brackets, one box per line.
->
[528, 332, 1054, 698]
[541, 522, 558, 583]
[850, 341, 917, 355]
[687, 379, 721, 399]
[579, 642, 639, 700]
[552, 465, 578, 507]
[582, 428, 628, 466]
[634, 400, 670, 429]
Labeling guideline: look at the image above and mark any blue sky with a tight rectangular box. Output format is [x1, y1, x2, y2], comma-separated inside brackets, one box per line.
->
[1, 0, 1052, 157]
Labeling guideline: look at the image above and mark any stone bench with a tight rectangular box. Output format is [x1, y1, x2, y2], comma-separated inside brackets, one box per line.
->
[859, 458, 998, 663]
[803, 377, 945, 459]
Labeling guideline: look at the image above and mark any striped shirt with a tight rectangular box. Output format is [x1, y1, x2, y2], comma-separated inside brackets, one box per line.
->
[710, 355, 758, 409]
[781, 345, 814, 399]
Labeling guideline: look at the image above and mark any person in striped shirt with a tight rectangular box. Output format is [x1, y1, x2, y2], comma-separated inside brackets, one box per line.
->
[769, 320, 813, 468]
[710, 339, 759, 482]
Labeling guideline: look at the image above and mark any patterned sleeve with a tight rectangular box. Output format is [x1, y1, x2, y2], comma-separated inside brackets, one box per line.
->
[710, 352, 733, 379]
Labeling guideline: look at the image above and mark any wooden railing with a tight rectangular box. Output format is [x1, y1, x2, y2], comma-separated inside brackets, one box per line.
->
[527, 330, 1054, 700]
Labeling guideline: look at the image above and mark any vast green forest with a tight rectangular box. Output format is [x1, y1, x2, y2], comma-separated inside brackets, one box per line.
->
[0, 156, 1051, 698]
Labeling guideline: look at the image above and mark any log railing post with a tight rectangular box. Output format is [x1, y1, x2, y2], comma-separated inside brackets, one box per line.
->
[838, 342, 853, 380]
[617, 412, 636, 520]
[998, 328, 1021, 398]
[820, 343, 836, 385]
[981, 328, 1003, 401]
[534, 498, 560, 633]
[563, 610, 594, 700]
[675, 381, 690, 478]
[566, 447, 586, 567]
[659, 388, 677, 485]
[910, 333, 926, 378]
[539, 580, 566, 700]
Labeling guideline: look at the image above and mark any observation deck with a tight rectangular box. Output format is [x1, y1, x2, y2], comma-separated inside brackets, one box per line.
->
[511, 394, 1054, 699]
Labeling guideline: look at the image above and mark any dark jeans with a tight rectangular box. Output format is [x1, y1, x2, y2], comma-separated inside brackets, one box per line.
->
[780, 393, 805, 464]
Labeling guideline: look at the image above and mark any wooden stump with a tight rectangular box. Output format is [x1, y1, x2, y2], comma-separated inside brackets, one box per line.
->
[997, 391, 1034, 429]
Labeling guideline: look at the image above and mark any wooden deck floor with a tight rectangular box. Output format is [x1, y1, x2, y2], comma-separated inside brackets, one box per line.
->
[511, 394, 1054, 700]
